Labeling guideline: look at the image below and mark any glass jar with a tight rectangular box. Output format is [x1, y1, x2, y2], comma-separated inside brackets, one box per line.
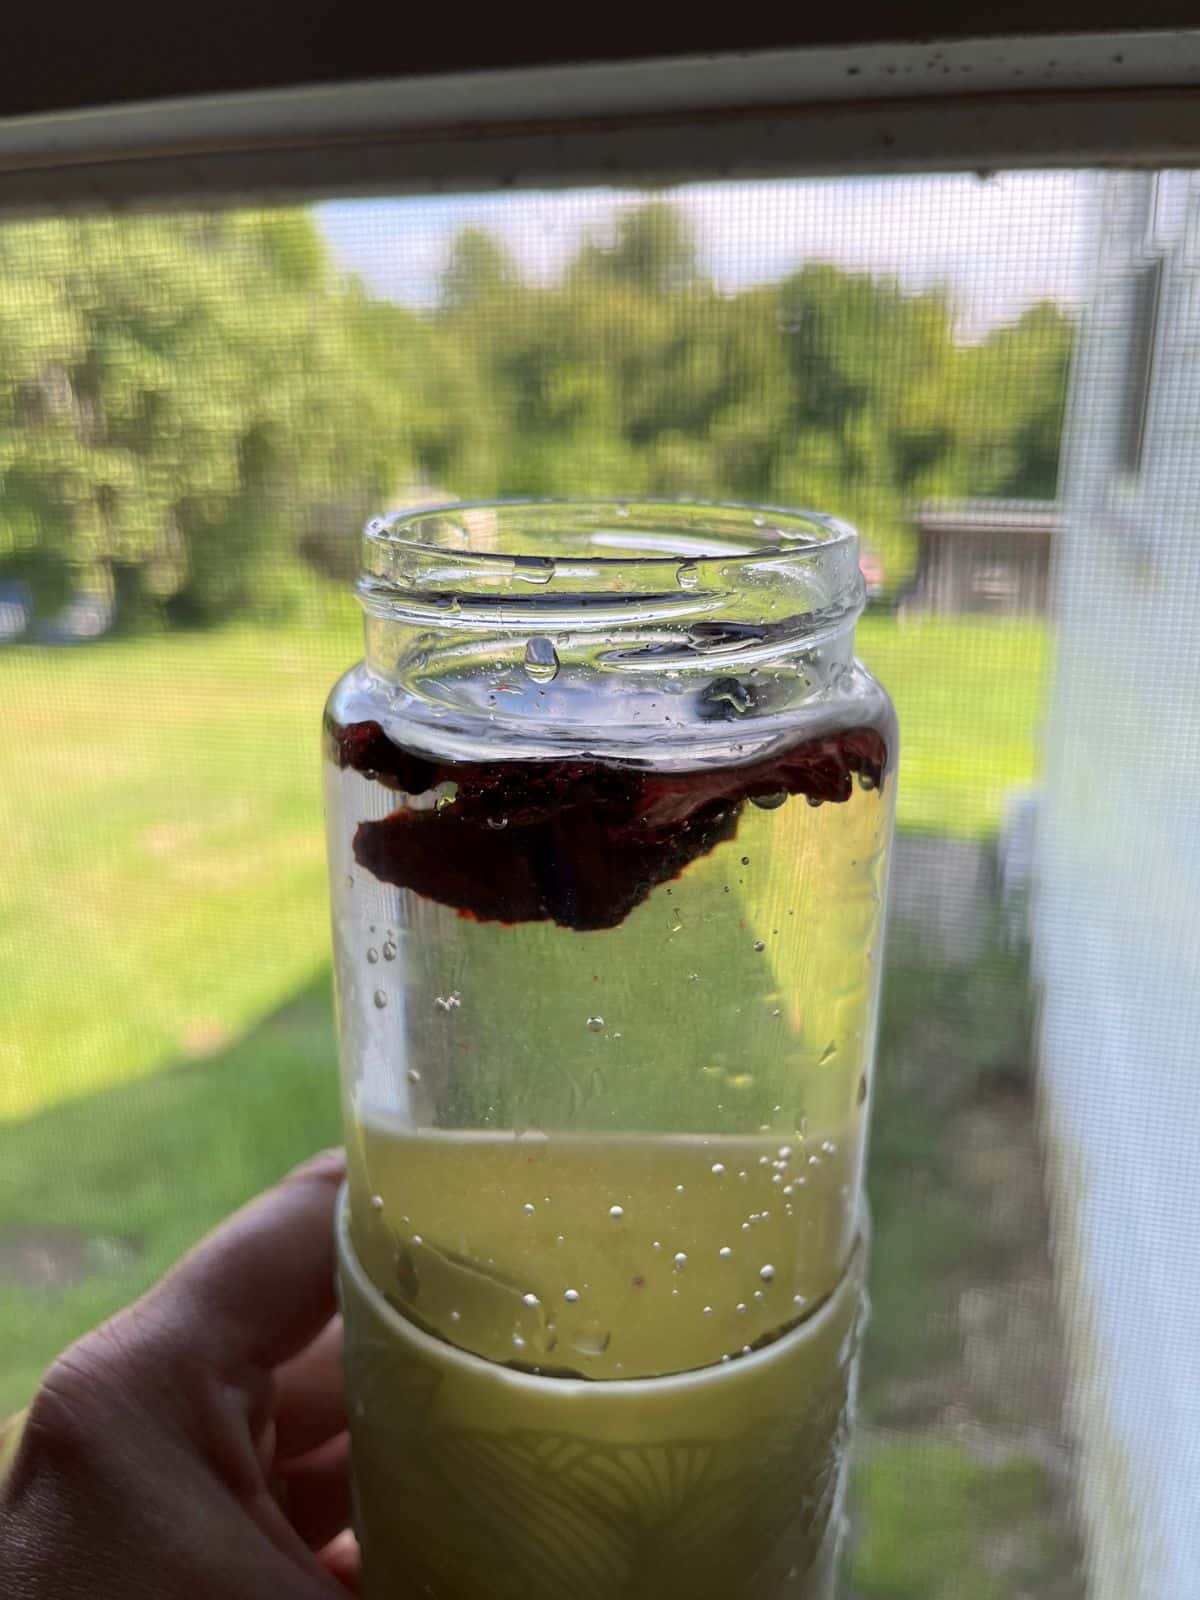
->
[324, 500, 896, 1599]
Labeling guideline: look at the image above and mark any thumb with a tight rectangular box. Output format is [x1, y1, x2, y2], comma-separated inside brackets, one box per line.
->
[149, 1148, 346, 1380]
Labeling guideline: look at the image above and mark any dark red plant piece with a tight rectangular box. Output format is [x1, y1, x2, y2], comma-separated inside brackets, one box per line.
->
[328, 716, 889, 932]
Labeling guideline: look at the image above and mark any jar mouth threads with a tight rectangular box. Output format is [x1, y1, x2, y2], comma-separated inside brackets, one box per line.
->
[359, 497, 864, 638]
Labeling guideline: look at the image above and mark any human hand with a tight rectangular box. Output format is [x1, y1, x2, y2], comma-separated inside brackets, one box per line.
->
[0, 1149, 358, 1598]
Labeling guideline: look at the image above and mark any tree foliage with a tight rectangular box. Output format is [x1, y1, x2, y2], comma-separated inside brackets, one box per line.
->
[0, 202, 1075, 627]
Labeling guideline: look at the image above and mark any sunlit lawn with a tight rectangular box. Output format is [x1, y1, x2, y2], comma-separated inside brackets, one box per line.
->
[0, 605, 1049, 1417]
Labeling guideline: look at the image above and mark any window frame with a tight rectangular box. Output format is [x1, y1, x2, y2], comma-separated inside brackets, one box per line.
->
[0, 31, 1198, 214]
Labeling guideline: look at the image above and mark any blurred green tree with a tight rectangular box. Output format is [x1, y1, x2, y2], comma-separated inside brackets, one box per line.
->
[0, 211, 414, 626]
[0, 199, 1075, 624]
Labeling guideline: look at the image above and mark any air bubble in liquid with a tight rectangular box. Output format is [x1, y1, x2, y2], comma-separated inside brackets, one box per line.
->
[407, 1069, 422, 1085]
[366, 948, 379, 965]
[370, 1194, 384, 1212]
[719, 1245, 733, 1260]
[586, 1016, 606, 1033]
[753, 940, 766, 953]
[523, 636, 560, 683]
[676, 562, 700, 590]
[673, 1252, 688, 1270]
[750, 790, 787, 811]
[523, 1203, 535, 1215]
[609, 1204, 625, 1220]
[382, 940, 397, 961]
[760, 1264, 776, 1283]
[711, 1162, 726, 1176]
[435, 992, 462, 1012]
[564, 1288, 580, 1304]
[373, 990, 388, 1009]
[522, 1293, 540, 1309]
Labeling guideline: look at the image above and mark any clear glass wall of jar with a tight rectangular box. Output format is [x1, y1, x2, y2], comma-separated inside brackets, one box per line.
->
[324, 500, 896, 1599]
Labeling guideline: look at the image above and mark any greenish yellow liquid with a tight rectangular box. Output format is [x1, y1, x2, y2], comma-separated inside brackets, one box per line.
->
[348, 1118, 858, 1379]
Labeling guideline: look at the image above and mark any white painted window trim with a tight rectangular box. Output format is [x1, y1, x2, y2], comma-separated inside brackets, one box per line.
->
[0, 31, 1198, 212]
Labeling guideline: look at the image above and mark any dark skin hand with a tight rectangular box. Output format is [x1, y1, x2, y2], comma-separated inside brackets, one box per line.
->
[0, 1149, 360, 1598]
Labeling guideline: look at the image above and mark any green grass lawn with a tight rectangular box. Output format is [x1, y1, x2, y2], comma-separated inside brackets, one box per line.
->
[0, 605, 1048, 1416]
[0, 603, 358, 1122]
[0, 975, 341, 1415]
[857, 612, 1048, 838]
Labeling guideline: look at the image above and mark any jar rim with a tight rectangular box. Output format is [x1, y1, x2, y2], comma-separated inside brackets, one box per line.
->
[358, 498, 865, 655]
[364, 496, 858, 571]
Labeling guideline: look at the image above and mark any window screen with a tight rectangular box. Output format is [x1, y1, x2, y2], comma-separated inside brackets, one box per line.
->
[2, 166, 1197, 1598]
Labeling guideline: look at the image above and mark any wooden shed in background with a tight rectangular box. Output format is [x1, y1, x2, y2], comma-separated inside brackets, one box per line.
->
[905, 499, 1060, 617]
